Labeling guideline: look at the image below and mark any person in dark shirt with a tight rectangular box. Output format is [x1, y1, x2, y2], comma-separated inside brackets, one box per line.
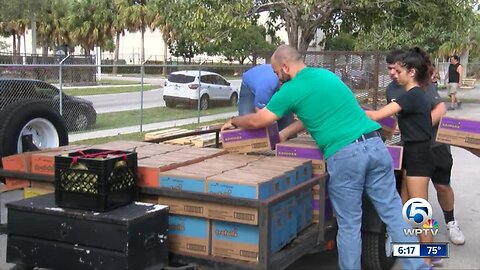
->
[366, 47, 435, 266]
[445, 55, 463, 110]
[386, 51, 465, 247]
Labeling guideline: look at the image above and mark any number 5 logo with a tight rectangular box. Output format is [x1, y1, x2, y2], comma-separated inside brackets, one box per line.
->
[402, 198, 432, 227]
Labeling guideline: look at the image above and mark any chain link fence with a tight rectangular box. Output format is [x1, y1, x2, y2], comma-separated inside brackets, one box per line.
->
[0, 52, 460, 140]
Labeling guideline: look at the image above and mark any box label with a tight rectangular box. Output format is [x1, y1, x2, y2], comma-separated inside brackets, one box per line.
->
[160, 177, 205, 193]
[212, 221, 259, 245]
[276, 145, 324, 160]
[169, 215, 208, 239]
[208, 181, 266, 200]
[440, 117, 480, 133]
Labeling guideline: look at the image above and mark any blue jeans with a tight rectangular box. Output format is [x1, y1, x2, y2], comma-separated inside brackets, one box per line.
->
[326, 137, 428, 270]
[238, 83, 294, 130]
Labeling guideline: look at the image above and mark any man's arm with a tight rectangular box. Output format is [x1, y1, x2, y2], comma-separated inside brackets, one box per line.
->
[222, 108, 280, 131]
[457, 65, 463, 85]
[279, 120, 305, 142]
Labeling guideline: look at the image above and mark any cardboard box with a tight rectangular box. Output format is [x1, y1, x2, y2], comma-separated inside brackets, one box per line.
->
[361, 105, 398, 139]
[159, 169, 218, 193]
[157, 196, 258, 225]
[168, 215, 210, 256]
[313, 184, 334, 223]
[206, 170, 282, 200]
[276, 141, 325, 175]
[249, 157, 313, 185]
[23, 187, 53, 199]
[436, 116, 480, 156]
[239, 165, 294, 192]
[0, 187, 24, 224]
[30, 145, 89, 176]
[216, 153, 263, 163]
[211, 217, 286, 263]
[221, 123, 280, 154]
[1, 152, 32, 189]
[386, 145, 403, 170]
[137, 153, 206, 187]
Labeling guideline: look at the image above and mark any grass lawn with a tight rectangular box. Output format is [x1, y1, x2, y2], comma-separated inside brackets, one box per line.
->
[64, 85, 159, 96]
[75, 119, 226, 145]
[98, 79, 141, 85]
[89, 106, 236, 131]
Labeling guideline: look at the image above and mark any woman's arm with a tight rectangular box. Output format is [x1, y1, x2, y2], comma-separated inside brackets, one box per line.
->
[365, 102, 402, 121]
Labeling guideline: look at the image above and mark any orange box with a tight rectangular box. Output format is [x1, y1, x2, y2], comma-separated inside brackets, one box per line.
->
[30, 145, 89, 176]
[1, 152, 32, 189]
[137, 161, 177, 187]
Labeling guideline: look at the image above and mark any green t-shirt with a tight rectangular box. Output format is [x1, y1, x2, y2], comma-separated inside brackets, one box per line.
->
[266, 67, 380, 159]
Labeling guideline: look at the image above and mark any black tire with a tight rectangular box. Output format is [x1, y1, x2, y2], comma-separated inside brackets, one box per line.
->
[361, 231, 396, 270]
[229, 93, 238, 106]
[0, 100, 69, 161]
[165, 100, 176, 108]
[200, 95, 209, 110]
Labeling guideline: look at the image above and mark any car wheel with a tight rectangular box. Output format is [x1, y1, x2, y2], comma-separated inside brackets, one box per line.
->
[200, 95, 209, 110]
[165, 101, 176, 108]
[361, 230, 396, 270]
[229, 93, 238, 106]
[0, 100, 69, 161]
[71, 110, 89, 131]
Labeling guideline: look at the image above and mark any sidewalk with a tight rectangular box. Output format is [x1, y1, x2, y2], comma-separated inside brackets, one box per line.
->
[69, 111, 236, 142]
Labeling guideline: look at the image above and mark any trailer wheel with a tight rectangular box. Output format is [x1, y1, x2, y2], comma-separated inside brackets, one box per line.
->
[361, 231, 396, 270]
[0, 100, 69, 161]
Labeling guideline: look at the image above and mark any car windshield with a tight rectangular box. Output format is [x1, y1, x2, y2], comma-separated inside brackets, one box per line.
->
[168, 74, 195, 83]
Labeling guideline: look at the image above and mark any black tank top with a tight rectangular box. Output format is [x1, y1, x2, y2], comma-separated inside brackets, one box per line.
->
[448, 63, 460, 83]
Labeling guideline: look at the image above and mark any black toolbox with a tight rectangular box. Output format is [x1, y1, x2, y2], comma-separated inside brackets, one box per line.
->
[6, 193, 169, 270]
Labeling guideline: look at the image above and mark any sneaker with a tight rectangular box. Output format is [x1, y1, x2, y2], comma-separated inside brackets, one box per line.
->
[431, 257, 443, 266]
[447, 220, 466, 245]
[457, 101, 463, 109]
[447, 106, 455, 111]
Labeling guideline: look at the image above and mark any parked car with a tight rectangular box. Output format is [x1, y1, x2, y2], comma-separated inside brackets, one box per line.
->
[0, 78, 97, 131]
[162, 70, 238, 110]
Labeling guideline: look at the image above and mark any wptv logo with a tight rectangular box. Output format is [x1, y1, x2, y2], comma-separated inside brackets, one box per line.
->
[402, 198, 439, 236]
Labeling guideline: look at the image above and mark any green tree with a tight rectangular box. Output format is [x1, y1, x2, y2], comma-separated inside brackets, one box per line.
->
[121, 0, 158, 63]
[35, 0, 73, 56]
[324, 33, 355, 51]
[65, 0, 115, 55]
[219, 24, 277, 64]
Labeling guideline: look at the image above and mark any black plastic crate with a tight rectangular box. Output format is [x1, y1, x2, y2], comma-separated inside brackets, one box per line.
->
[54, 149, 137, 211]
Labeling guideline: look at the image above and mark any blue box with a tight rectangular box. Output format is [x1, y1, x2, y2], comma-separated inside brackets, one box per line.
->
[168, 215, 210, 255]
[206, 170, 282, 200]
[159, 169, 211, 193]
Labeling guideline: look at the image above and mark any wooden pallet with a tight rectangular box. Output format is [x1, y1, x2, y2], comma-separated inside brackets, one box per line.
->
[144, 128, 190, 141]
[144, 128, 220, 147]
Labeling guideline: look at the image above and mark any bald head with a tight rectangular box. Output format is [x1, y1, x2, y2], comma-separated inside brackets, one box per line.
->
[272, 45, 303, 64]
[270, 45, 306, 83]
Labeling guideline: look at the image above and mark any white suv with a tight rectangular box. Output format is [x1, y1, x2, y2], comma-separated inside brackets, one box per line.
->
[162, 70, 238, 110]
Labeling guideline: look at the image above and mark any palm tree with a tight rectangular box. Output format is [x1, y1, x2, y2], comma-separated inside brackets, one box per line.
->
[66, 0, 115, 55]
[122, 0, 155, 63]
[111, 0, 130, 74]
[36, 0, 73, 57]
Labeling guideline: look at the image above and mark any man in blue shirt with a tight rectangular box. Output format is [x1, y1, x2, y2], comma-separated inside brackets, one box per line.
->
[238, 64, 294, 130]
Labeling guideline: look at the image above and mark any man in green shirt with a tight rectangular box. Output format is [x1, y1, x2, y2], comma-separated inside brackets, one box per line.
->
[222, 45, 427, 270]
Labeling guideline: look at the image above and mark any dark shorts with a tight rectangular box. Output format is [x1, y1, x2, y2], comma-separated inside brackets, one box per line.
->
[431, 144, 453, 185]
[403, 141, 435, 177]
